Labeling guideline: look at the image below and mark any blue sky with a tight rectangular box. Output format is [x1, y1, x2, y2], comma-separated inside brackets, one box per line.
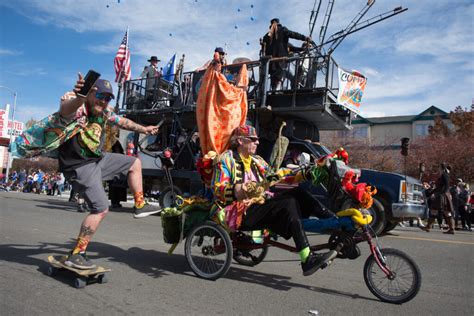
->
[0, 0, 473, 124]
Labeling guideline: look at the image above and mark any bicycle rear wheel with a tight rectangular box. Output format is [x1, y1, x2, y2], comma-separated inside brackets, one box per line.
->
[185, 221, 232, 280]
[363, 248, 421, 304]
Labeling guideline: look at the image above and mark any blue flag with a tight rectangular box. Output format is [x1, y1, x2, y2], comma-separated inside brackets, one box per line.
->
[162, 53, 176, 82]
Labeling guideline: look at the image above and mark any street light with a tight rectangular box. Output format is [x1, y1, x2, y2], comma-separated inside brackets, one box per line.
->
[0, 85, 18, 182]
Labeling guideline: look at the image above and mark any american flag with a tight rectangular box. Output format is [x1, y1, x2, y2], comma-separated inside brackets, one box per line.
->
[114, 29, 131, 83]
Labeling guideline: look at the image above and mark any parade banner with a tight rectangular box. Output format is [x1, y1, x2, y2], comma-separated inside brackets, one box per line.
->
[337, 67, 367, 114]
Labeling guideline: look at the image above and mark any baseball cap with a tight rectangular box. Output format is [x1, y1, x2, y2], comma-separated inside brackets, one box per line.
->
[214, 47, 225, 54]
[94, 79, 115, 99]
[233, 125, 258, 139]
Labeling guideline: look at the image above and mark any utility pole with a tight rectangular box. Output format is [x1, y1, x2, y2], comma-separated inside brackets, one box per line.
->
[0, 86, 18, 182]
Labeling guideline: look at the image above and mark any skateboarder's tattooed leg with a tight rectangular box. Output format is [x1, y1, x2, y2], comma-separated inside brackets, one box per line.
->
[72, 224, 95, 254]
[80, 224, 95, 236]
[70, 211, 108, 255]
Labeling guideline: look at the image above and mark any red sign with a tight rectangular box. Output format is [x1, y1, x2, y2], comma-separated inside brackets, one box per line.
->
[0, 110, 6, 138]
[0, 110, 23, 139]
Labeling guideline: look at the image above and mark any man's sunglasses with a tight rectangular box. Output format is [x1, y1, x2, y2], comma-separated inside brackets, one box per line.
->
[243, 137, 259, 143]
[95, 93, 113, 102]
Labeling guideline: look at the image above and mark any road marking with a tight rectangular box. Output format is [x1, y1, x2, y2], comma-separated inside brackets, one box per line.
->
[387, 235, 474, 245]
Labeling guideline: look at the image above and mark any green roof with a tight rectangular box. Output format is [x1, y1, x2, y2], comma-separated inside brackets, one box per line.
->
[353, 106, 449, 125]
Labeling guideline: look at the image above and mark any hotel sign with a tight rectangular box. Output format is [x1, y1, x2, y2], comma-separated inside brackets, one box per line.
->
[0, 107, 24, 140]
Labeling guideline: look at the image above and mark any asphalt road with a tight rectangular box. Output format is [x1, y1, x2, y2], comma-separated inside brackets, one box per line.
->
[1, 191, 473, 315]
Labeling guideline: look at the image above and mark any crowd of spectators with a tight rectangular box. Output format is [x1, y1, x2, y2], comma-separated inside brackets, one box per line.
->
[405, 173, 473, 232]
[1, 169, 68, 196]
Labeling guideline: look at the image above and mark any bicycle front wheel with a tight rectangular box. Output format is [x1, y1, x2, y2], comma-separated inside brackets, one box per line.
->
[363, 248, 421, 304]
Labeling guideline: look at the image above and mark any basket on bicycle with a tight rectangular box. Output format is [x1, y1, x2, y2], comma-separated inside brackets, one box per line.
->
[161, 207, 184, 244]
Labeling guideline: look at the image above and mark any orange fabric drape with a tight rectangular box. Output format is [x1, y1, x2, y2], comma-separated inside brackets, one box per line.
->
[196, 64, 248, 155]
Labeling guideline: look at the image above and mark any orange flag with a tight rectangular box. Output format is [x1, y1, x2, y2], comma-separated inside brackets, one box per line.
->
[196, 64, 248, 155]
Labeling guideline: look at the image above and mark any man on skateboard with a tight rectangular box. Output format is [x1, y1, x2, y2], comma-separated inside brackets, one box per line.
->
[59, 74, 161, 269]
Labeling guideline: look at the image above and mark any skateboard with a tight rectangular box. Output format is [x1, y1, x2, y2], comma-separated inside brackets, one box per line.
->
[47, 255, 111, 288]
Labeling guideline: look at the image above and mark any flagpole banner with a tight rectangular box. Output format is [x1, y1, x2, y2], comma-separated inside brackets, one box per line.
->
[337, 67, 367, 114]
[163, 54, 176, 82]
[114, 28, 131, 83]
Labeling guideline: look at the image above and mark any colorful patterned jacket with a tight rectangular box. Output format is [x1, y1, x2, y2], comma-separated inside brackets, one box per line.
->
[211, 149, 305, 231]
[10, 92, 120, 158]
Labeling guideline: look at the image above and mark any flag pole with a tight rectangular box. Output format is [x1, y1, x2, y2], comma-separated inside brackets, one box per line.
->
[115, 26, 129, 112]
[115, 83, 122, 113]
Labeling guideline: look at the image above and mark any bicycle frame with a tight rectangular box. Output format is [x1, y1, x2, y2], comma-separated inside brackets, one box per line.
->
[360, 226, 395, 279]
[232, 224, 395, 279]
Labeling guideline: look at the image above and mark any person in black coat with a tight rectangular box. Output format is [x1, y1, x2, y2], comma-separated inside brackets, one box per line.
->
[422, 163, 455, 234]
[262, 18, 311, 90]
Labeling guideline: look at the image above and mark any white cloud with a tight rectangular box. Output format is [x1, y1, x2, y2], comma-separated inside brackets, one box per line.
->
[363, 71, 442, 100]
[0, 0, 291, 71]
[5, 67, 47, 76]
[361, 62, 471, 116]
[360, 67, 380, 78]
[359, 99, 449, 118]
[14, 104, 52, 123]
[0, 48, 22, 56]
[2, 0, 473, 121]
[396, 23, 473, 58]
[358, 110, 386, 118]
[352, 2, 474, 62]
[87, 43, 117, 54]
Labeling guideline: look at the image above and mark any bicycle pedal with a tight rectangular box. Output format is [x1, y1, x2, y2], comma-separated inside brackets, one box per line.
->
[321, 260, 333, 270]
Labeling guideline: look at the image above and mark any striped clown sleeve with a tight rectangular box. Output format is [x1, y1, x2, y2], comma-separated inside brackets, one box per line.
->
[212, 159, 235, 205]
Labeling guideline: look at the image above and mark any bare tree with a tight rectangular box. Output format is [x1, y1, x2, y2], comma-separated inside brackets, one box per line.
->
[323, 135, 399, 172]
[12, 157, 59, 174]
[408, 108, 474, 183]
[322, 107, 473, 183]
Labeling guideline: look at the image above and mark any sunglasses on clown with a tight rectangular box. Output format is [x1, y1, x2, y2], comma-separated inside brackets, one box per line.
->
[243, 136, 259, 142]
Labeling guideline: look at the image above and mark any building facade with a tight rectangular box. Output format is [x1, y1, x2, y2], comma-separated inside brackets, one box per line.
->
[321, 106, 451, 146]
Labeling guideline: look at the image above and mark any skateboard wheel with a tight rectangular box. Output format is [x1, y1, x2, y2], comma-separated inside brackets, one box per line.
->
[74, 277, 87, 289]
[98, 274, 108, 284]
[47, 266, 57, 277]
